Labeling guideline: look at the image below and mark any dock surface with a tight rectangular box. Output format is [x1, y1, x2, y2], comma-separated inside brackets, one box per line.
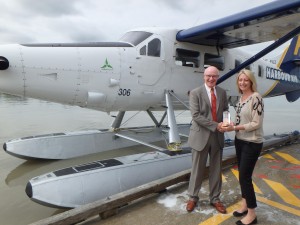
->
[82, 142, 300, 225]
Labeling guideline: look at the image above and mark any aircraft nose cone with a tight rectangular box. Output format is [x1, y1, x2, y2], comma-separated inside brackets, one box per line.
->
[25, 182, 33, 198]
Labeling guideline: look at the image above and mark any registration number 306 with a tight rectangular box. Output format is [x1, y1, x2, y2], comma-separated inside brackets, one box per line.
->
[118, 88, 131, 96]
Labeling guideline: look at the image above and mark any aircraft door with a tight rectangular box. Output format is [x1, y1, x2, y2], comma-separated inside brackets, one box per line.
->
[132, 37, 166, 86]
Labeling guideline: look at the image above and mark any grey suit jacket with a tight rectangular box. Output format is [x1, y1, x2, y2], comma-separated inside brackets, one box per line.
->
[188, 85, 229, 151]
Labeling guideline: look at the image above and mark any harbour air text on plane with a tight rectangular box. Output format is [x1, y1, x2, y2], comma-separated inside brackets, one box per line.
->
[0, 0, 300, 160]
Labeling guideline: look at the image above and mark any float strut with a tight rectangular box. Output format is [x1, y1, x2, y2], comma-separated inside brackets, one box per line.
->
[110, 111, 125, 131]
[165, 91, 181, 151]
[146, 109, 167, 127]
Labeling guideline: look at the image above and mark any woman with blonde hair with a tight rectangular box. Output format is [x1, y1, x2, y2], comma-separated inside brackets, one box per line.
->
[224, 69, 264, 225]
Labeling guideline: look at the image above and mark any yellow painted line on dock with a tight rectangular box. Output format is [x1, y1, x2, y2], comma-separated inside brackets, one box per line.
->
[257, 196, 300, 216]
[253, 182, 263, 195]
[275, 151, 300, 165]
[263, 179, 300, 207]
[231, 168, 238, 179]
[222, 174, 227, 183]
[231, 168, 239, 181]
[231, 169, 263, 194]
[199, 192, 300, 225]
[199, 190, 300, 225]
[198, 201, 241, 225]
[262, 154, 275, 160]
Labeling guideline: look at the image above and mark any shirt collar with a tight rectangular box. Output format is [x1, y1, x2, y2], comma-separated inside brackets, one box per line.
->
[205, 83, 215, 92]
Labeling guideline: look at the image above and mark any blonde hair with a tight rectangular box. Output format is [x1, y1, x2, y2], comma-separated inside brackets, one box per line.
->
[236, 69, 257, 94]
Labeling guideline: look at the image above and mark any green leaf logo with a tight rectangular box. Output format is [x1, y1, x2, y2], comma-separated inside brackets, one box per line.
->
[101, 58, 113, 70]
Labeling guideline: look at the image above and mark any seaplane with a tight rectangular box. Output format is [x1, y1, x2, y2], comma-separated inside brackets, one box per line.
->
[0, 0, 299, 160]
[0, 0, 300, 208]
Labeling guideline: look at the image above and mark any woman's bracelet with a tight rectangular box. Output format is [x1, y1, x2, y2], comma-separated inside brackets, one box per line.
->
[234, 126, 236, 131]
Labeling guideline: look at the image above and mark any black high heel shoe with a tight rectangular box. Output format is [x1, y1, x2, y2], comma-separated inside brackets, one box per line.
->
[236, 217, 257, 225]
[233, 210, 248, 217]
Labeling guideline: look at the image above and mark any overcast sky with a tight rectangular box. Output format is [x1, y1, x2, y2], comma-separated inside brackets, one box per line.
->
[0, 0, 274, 42]
[0, 0, 288, 55]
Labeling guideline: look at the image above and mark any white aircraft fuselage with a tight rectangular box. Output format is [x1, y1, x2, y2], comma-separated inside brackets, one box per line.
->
[0, 27, 299, 113]
[1, 0, 300, 161]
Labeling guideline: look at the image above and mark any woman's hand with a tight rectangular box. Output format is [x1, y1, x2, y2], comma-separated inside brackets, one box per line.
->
[223, 123, 235, 132]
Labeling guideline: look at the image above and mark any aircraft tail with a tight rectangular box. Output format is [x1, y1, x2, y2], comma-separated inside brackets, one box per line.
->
[277, 35, 300, 102]
[277, 35, 300, 75]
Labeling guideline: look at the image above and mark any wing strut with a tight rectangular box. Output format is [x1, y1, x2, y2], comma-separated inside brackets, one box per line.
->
[217, 26, 300, 85]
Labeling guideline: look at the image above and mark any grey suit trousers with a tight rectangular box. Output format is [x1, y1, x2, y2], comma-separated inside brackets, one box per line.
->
[187, 132, 222, 204]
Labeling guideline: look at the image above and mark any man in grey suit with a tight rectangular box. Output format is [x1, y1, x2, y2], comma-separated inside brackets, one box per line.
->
[186, 66, 229, 214]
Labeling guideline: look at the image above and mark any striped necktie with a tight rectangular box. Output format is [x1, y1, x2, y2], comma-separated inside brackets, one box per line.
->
[211, 88, 217, 122]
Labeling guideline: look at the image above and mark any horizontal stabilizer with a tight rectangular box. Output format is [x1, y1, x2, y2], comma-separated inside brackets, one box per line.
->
[278, 35, 300, 75]
[286, 89, 300, 102]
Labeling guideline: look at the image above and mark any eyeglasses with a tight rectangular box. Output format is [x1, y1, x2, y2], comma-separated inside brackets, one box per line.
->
[205, 75, 219, 79]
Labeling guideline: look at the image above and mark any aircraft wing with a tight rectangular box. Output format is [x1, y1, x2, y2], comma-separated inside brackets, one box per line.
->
[176, 0, 300, 48]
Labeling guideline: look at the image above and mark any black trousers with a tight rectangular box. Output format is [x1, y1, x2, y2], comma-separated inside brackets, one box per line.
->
[235, 138, 263, 209]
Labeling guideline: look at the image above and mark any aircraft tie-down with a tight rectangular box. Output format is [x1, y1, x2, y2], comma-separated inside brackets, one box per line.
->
[0, 0, 299, 161]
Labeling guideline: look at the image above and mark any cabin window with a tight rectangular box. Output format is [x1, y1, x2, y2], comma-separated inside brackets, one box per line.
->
[205, 53, 224, 70]
[235, 59, 250, 70]
[175, 48, 200, 68]
[258, 65, 263, 77]
[119, 31, 152, 46]
[140, 45, 146, 55]
[148, 38, 161, 57]
[235, 60, 241, 68]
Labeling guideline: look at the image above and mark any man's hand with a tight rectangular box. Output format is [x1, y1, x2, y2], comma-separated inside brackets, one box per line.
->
[217, 122, 225, 133]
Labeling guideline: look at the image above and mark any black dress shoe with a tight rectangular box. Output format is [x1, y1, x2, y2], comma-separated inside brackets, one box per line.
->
[233, 210, 248, 217]
[236, 217, 257, 225]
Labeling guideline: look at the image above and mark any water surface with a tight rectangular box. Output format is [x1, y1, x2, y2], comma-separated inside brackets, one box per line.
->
[0, 94, 298, 225]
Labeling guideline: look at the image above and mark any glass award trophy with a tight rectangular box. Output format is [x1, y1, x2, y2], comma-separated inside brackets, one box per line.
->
[223, 111, 230, 127]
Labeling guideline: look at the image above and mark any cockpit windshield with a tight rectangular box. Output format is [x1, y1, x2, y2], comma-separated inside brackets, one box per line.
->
[119, 31, 153, 46]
